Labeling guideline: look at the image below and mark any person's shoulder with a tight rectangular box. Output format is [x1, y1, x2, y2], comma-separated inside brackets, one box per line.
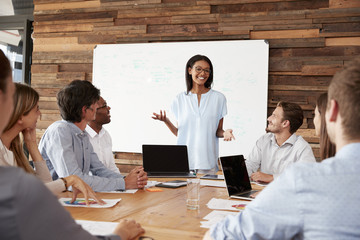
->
[293, 134, 312, 148]
[47, 120, 69, 130]
[173, 91, 188, 102]
[286, 156, 338, 179]
[175, 91, 187, 98]
[210, 89, 226, 99]
[258, 132, 273, 142]
[43, 120, 74, 137]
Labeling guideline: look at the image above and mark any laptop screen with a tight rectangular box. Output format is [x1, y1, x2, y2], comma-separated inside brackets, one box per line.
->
[142, 145, 190, 173]
[220, 155, 252, 195]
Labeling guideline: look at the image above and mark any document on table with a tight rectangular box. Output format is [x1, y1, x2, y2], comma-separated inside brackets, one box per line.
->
[251, 181, 269, 187]
[207, 198, 249, 211]
[145, 180, 159, 188]
[76, 220, 117, 236]
[200, 180, 226, 188]
[200, 210, 238, 229]
[59, 198, 121, 208]
[100, 189, 138, 194]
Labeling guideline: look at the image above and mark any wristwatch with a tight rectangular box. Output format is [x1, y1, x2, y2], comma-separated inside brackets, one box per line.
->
[60, 177, 68, 192]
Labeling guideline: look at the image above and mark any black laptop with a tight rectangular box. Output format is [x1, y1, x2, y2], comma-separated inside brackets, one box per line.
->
[142, 145, 196, 178]
[220, 155, 258, 201]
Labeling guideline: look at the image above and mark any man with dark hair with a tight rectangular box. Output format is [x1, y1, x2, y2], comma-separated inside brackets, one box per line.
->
[39, 80, 147, 191]
[204, 58, 360, 240]
[245, 101, 315, 183]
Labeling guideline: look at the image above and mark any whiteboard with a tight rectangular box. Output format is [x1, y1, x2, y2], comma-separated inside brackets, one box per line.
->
[93, 40, 269, 157]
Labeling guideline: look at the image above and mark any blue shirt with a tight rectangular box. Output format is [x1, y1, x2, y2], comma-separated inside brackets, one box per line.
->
[171, 89, 227, 170]
[211, 143, 360, 239]
[39, 120, 125, 192]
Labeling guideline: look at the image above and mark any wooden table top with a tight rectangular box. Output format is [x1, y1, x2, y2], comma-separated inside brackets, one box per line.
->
[64, 177, 264, 239]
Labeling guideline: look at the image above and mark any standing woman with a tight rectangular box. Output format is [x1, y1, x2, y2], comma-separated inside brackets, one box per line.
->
[313, 92, 336, 161]
[0, 82, 103, 203]
[153, 55, 234, 173]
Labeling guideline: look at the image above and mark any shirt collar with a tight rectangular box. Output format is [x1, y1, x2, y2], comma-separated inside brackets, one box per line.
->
[63, 120, 87, 138]
[85, 125, 97, 138]
[271, 133, 297, 147]
[85, 124, 106, 138]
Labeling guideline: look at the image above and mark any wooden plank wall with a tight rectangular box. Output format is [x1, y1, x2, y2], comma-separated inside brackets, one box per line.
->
[32, 0, 360, 169]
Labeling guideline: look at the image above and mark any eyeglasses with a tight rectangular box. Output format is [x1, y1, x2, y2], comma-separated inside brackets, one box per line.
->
[194, 66, 211, 75]
[97, 103, 108, 110]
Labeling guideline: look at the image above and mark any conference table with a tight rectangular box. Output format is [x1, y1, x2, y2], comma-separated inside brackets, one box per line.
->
[64, 176, 264, 239]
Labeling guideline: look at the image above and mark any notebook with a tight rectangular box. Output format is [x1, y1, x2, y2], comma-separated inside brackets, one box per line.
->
[220, 155, 258, 201]
[142, 145, 197, 178]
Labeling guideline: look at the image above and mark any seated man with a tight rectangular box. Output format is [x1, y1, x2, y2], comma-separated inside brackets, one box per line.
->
[85, 96, 120, 174]
[39, 80, 147, 191]
[246, 101, 315, 183]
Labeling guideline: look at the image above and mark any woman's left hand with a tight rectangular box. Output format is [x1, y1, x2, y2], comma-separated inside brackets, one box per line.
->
[224, 129, 235, 141]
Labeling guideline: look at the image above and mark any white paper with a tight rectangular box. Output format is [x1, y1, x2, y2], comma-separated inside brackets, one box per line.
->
[251, 181, 269, 187]
[207, 198, 249, 211]
[76, 220, 117, 236]
[200, 210, 238, 228]
[100, 189, 138, 194]
[145, 180, 159, 188]
[160, 181, 187, 187]
[59, 198, 121, 208]
[200, 180, 226, 188]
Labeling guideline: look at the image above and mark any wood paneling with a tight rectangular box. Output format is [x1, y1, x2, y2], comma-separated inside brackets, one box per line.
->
[32, 0, 360, 165]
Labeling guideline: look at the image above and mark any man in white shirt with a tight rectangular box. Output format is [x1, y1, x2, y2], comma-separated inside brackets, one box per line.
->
[85, 97, 120, 174]
[246, 101, 315, 183]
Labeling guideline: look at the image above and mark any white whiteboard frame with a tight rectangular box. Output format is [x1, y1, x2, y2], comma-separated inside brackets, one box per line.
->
[93, 40, 269, 157]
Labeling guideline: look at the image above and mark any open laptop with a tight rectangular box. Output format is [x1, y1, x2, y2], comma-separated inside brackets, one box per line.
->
[142, 145, 196, 178]
[220, 155, 258, 201]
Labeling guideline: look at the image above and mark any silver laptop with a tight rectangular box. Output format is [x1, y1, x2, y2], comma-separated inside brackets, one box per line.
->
[142, 145, 196, 178]
[220, 155, 258, 201]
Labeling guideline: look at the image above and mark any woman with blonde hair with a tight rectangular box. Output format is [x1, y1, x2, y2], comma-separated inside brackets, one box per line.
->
[313, 92, 336, 161]
[0, 82, 103, 203]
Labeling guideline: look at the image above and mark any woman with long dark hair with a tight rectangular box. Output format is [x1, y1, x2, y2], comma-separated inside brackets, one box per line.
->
[153, 54, 234, 173]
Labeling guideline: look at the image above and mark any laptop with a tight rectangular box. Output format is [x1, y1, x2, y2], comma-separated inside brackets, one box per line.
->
[142, 145, 197, 178]
[220, 155, 258, 201]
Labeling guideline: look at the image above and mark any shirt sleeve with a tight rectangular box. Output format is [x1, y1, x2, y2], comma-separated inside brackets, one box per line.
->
[170, 95, 179, 121]
[219, 93, 227, 121]
[108, 159, 121, 174]
[40, 125, 125, 192]
[33, 160, 53, 183]
[45, 179, 66, 197]
[245, 138, 263, 176]
[210, 166, 303, 239]
[14, 168, 121, 240]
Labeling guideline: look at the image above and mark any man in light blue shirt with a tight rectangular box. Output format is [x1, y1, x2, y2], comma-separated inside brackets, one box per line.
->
[39, 80, 147, 192]
[204, 58, 360, 239]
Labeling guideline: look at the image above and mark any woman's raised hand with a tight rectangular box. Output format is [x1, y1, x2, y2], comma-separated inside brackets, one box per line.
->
[152, 110, 167, 122]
